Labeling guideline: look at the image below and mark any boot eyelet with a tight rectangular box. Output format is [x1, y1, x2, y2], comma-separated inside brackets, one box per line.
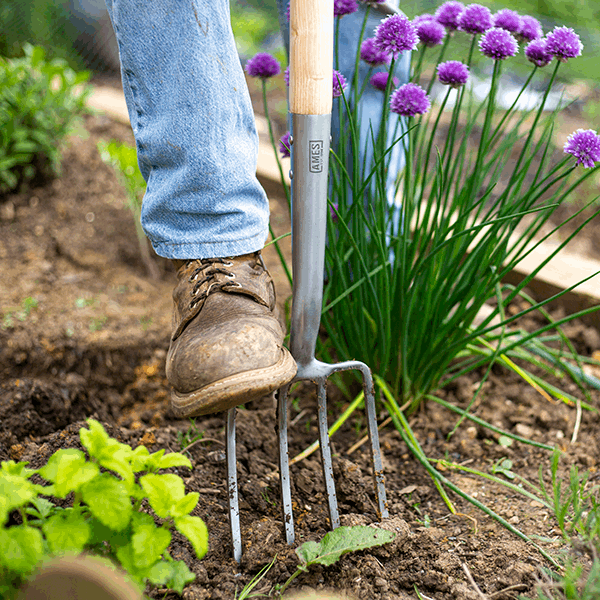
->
[226, 273, 236, 280]
[223, 260, 234, 267]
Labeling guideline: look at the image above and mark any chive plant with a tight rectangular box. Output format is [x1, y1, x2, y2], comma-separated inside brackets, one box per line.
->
[248, 2, 600, 423]
[319, 4, 600, 409]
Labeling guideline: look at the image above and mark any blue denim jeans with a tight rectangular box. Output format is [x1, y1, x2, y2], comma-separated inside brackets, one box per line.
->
[104, 0, 409, 259]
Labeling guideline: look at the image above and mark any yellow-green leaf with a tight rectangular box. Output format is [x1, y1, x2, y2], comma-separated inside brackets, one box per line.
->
[174, 515, 208, 560]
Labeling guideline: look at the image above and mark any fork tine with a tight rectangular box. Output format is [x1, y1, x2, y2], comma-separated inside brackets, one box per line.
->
[277, 384, 295, 545]
[226, 407, 242, 563]
[317, 378, 340, 530]
[361, 368, 389, 519]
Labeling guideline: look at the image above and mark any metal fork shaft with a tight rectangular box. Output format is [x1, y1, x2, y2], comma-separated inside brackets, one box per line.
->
[289, 113, 331, 366]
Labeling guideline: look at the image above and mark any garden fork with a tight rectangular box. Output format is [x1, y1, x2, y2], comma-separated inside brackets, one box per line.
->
[225, 0, 388, 563]
[277, 0, 388, 547]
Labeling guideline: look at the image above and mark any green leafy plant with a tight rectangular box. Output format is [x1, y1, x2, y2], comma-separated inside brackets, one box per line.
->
[491, 457, 516, 480]
[0, 419, 208, 599]
[1, 296, 39, 329]
[532, 560, 600, 600]
[0, 0, 84, 69]
[97, 139, 160, 279]
[528, 450, 600, 599]
[277, 525, 395, 595]
[235, 555, 277, 600]
[538, 450, 600, 547]
[88, 316, 108, 332]
[177, 419, 204, 455]
[75, 296, 95, 308]
[0, 43, 90, 193]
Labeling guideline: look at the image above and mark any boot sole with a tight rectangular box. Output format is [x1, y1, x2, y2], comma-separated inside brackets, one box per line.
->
[170, 348, 297, 418]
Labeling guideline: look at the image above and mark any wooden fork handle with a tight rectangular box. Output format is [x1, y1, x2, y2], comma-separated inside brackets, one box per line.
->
[289, 0, 334, 115]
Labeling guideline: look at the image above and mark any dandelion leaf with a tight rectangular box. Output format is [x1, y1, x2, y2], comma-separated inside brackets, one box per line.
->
[296, 525, 395, 568]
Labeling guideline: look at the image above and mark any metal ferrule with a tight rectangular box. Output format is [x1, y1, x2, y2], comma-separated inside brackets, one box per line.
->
[290, 113, 332, 366]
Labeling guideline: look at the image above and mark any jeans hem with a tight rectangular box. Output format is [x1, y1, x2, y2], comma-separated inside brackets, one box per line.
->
[149, 228, 270, 260]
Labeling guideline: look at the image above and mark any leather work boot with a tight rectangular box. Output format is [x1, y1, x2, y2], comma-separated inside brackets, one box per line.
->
[166, 252, 297, 417]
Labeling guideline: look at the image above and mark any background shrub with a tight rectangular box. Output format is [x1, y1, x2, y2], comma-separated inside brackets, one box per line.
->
[0, 43, 91, 195]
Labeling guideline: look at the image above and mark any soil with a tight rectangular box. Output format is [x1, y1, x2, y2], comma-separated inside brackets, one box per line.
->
[1, 109, 600, 600]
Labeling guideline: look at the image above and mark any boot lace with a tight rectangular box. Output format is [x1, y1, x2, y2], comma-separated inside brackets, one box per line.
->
[187, 258, 242, 310]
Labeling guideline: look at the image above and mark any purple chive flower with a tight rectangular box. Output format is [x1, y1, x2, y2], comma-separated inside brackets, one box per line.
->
[286, 2, 290, 22]
[413, 13, 436, 24]
[564, 129, 600, 168]
[479, 28, 518, 60]
[360, 38, 391, 67]
[458, 4, 493, 35]
[524, 38, 552, 67]
[245, 53, 281, 79]
[390, 83, 431, 117]
[545, 26, 583, 62]
[334, 0, 359, 17]
[330, 202, 339, 223]
[435, 1, 465, 31]
[374, 14, 419, 59]
[437, 60, 469, 87]
[493, 9, 522, 35]
[370, 71, 399, 91]
[415, 18, 446, 47]
[519, 15, 543, 42]
[284, 65, 290, 86]
[333, 70, 348, 98]
[279, 131, 291, 158]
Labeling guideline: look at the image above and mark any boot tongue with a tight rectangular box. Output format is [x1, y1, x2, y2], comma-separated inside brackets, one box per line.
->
[171, 255, 275, 341]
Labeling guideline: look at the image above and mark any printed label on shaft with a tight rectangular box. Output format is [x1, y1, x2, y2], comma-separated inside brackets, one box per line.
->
[309, 140, 324, 173]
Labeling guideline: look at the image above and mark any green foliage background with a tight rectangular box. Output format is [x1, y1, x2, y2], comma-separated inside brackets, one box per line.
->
[0, 44, 90, 194]
[0, 0, 84, 69]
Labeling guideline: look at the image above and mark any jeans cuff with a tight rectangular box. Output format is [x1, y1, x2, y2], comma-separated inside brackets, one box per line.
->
[149, 228, 270, 260]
